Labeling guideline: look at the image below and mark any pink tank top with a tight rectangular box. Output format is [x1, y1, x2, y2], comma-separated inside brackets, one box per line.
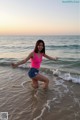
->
[30, 52, 43, 69]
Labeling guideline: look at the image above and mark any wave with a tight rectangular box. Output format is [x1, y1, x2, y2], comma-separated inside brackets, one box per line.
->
[46, 44, 80, 50]
[0, 57, 80, 69]
[0, 62, 80, 84]
[0, 57, 80, 84]
[52, 69, 80, 84]
[0, 44, 80, 50]
[0, 45, 34, 50]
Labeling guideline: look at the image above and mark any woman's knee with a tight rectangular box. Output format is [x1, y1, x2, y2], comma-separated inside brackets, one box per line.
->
[32, 78, 39, 88]
[34, 74, 49, 84]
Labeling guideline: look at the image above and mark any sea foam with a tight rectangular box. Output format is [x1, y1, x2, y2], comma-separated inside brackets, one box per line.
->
[52, 69, 80, 84]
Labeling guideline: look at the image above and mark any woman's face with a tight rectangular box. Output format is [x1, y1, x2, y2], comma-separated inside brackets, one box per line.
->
[37, 42, 43, 52]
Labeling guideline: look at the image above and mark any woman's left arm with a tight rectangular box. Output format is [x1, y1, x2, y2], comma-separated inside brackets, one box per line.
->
[43, 54, 58, 60]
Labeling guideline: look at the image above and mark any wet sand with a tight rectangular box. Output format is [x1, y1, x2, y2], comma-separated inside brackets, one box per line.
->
[0, 66, 80, 120]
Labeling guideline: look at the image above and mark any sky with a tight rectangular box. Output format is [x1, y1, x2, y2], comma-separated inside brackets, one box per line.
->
[0, 0, 80, 35]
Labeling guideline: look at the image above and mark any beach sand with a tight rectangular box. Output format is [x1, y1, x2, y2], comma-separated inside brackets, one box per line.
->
[0, 66, 80, 120]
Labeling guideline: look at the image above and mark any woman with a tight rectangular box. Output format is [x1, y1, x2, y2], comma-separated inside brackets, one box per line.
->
[11, 40, 58, 89]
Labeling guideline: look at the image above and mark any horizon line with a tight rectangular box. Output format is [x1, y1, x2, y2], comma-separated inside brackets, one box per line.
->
[0, 34, 80, 36]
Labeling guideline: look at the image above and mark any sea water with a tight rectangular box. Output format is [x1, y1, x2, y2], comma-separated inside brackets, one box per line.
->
[0, 35, 80, 120]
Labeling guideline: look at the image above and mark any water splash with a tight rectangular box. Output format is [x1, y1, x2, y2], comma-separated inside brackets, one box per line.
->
[52, 69, 60, 76]
[52, 69, 80, 84]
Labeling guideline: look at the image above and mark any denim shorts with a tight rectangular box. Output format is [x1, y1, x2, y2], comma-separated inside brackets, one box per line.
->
[28, 68, 39, 78]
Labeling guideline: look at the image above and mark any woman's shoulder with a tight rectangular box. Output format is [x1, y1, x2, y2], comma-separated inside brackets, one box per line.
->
[29, 51, 34, 58]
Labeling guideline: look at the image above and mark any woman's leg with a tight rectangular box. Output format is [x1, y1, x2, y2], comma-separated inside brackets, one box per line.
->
[32, 78, 39, 88]
[34, 74, 49, 89]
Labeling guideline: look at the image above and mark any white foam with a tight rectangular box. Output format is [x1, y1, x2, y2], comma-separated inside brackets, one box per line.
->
[33, 98, 56, 120]
[63, 73, 72, 81]
[62, 73, 80, 84]
[72, 77, 80, 84]
[52, 69, 80, 84]
[74, 98, 80, 107]
[53, 79, 69, 96]
[21, 81, 27, 88]
[52, 69, 60, 76]
[21, 80, 31, 88]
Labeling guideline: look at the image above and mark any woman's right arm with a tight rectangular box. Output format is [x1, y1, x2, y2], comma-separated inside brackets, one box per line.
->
[11, 52, 33, 68]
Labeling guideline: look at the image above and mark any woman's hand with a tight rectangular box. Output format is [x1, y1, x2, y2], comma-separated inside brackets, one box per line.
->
[54, 57, 58, 60]
[11, 63, 18, 68]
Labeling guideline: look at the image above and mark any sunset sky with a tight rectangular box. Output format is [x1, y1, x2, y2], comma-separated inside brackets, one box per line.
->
[0, 0, 80, 35]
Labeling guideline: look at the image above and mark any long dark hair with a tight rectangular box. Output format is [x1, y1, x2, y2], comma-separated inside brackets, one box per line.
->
[34, 39, 45, 53]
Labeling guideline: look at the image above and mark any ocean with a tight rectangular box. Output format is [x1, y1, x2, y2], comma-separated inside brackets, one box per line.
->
[0, 35, 80, 120]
